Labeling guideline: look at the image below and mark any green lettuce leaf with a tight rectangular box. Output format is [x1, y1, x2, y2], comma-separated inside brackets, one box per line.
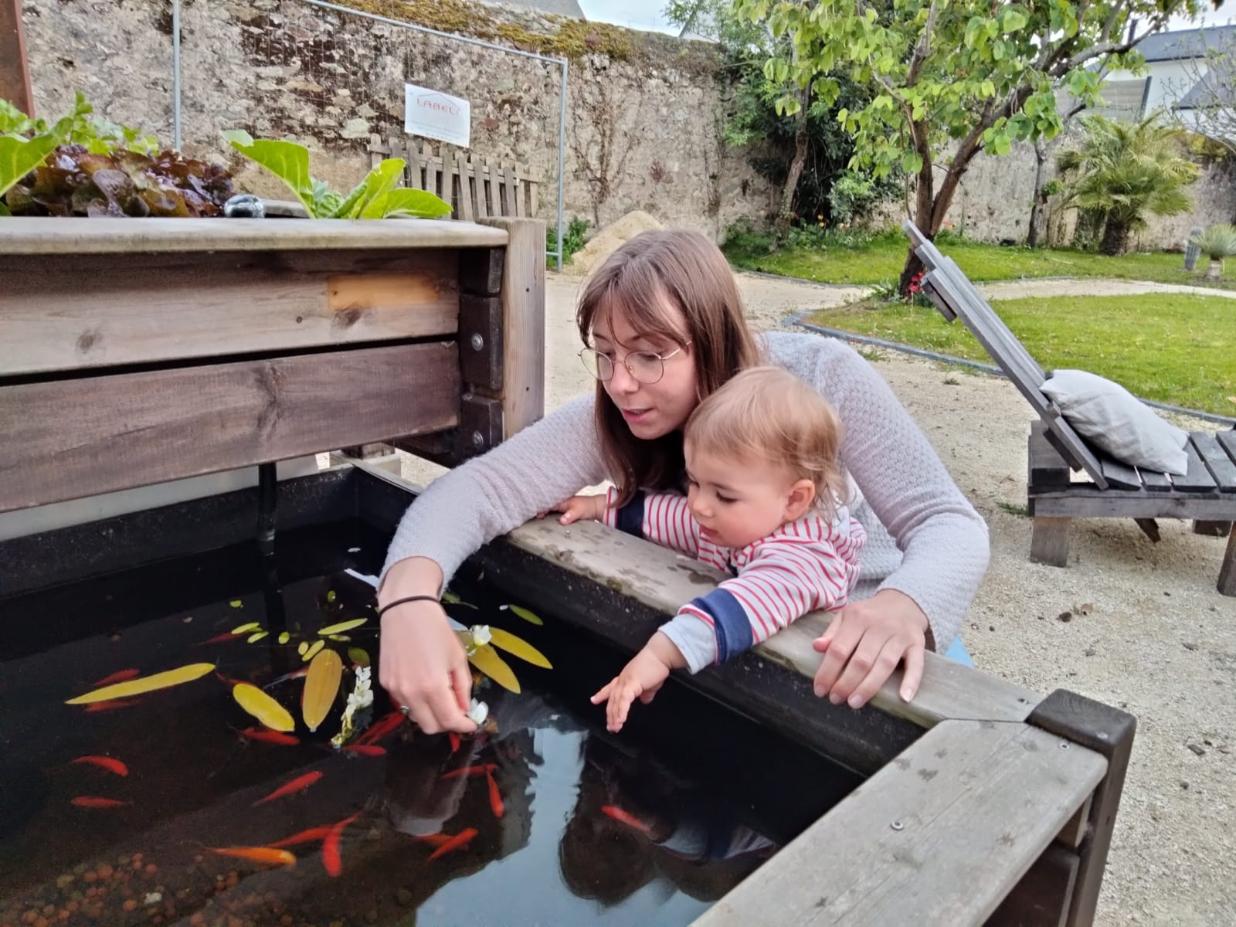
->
[223, 129, 316, 216]
[361, 187, 453, 219]
[332, 158, 405, 219]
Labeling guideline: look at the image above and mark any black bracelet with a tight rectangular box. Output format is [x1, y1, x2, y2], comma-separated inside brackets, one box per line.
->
[377, 594, 441, 618]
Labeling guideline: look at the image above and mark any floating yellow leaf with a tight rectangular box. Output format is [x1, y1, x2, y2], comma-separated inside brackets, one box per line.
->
[506, 605, 543, 626]
[326, 590, 337, 603]
[464, 641, 520, 694]
[233, 683, 295, 732]
[297, 642, 309, 656]
[442, 590, 478, 609]
[277, 632, 290, 645]
[302, 640, 325, 662]
[232, 622, 260, 634]
[488, 627, 552, 669]
[67, 663, 216, 705]
[301, 649, 343, 733]
[229, 600, 244, 609]
[327, 634, 351, 642]
[347, 647, 370, 667]
[247, 631, 269, 644]
[318, 618, 367, 636]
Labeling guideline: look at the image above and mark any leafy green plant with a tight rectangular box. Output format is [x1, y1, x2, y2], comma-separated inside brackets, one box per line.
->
[223, 130, 451, 220]
[1195, 224, 1236, 278]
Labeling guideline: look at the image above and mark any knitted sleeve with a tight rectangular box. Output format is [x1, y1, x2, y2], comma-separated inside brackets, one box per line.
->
[381, 393, 606, 585]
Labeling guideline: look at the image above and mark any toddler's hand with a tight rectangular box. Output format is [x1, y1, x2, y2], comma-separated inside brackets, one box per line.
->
[543, 493, 606, 525]
[591, 648, 672, 733]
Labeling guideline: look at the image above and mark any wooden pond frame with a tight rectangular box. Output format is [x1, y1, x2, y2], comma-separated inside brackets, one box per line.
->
[0, 216, 1133, 926]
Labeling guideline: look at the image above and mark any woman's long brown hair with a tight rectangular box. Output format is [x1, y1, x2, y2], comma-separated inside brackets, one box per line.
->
[576, 229, 762, 503]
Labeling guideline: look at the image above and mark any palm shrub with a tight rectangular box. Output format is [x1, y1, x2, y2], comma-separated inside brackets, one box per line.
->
[1195, 224, 1236, 278]
[1056, 114, 1199, 255]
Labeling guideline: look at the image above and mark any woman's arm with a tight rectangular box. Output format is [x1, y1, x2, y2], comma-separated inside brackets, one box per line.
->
[764, 332, 990, 705]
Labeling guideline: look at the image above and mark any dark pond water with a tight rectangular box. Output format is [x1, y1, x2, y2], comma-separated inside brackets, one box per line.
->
[0, 520, 859, 927]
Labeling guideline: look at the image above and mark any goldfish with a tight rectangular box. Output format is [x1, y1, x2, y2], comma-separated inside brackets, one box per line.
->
[239, 727, 300, 747]
[199, 632, 243, 646]
[208, 846, 296, 867]
[83, 698, 142, 713]
[413, 833, 453, 848]
[427, 827, 478, 861]
[263, 667, 309, 689]
[321, 812, 360, 877]
[215, 672, 250, 688]
[485, 767, 504, 819]
[268, 825, 334, 849]
[92, 668, 140, 687]
[71, 796, 130, 809]
[356, 710, 405, 746]
[343, 744, 386, 758]
[253, 770, 323, 806]
[70, 755, 129, 777]
[601, 805, 654, 836]
[440, 763, 495, 781]
[448, 732, 461, 753]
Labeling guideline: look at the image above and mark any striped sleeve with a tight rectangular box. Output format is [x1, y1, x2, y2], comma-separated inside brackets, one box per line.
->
[604, 489, 701, 557]
[660, 535, 857, 673]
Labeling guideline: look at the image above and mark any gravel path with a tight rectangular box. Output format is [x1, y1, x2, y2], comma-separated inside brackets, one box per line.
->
[405, 270, 1235, 925]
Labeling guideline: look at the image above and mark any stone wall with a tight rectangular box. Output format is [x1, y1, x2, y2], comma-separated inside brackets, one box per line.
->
[24, 0, 775, 240]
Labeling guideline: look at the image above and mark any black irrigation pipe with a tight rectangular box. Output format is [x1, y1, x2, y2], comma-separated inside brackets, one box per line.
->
[790, 314, 1236, 428]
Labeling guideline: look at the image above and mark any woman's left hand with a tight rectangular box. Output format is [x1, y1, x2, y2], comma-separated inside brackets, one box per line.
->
[811, 589, 930, 708]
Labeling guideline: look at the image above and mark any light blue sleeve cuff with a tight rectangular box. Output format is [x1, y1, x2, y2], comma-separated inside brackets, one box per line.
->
[658, 614, 718, 674]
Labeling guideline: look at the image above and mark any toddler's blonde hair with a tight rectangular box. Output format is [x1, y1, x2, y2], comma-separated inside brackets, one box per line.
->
[684, 366, 845, 512]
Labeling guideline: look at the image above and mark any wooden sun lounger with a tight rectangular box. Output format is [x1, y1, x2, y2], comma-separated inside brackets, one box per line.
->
[903, 221, 1236, 596]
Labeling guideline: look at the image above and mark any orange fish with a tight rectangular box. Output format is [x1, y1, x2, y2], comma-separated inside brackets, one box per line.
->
[253, 770, 323, 806]
[83, 698, 142, 713]
[343, 744, 386, 758]
[356, 711, 405, 746]
[71, 755, 129, 777]
[239, 727, 300, 746]
[448, 733, 461, 753]
[413, 833, 453, 848]
[440, 763, 495, 781]
[427, 827, 478, 861]
[601, 805, 653, 836]
[321, 812, 360, 877]
[199, 632, 242, 646]
[485, 767, 504, 819]
[208, 846, 296, 867]
[215, 671, 250, 688]
[71, 796, 130, 809]
[92, 668, 140, 687]
[269, 825, 334, 849]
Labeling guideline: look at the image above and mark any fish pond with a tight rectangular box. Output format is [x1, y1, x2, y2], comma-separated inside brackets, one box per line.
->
[0, 518, 860, 927]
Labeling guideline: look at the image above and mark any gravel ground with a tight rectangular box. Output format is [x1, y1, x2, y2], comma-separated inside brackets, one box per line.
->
[403, 270, 1235, 925]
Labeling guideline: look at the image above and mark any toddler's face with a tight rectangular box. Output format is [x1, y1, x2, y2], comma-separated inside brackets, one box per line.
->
[684, 443, 808, 549]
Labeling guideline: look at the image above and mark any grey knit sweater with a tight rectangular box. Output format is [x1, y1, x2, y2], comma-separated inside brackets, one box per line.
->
[383, 331, 990, 651]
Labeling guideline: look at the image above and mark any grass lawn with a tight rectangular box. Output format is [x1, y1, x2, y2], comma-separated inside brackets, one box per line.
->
[725, 229, 1236, 290]
[806, 293, 1236, 417]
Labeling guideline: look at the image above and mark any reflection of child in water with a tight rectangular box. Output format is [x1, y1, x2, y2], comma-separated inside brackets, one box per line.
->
[558, 738, 776, 906]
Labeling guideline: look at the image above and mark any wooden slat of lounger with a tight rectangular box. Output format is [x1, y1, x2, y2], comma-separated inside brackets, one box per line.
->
[1198, 431, 1236, 491]
[1218, 429, 1236, 462]
[1139, 468, 1173, 491]
[1099, 454, 1142, 490]
[921, 269, 958, 322]
[1175, 439, 1219, 492]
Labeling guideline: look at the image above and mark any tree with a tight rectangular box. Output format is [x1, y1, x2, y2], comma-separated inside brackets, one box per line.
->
[1055, 113, 1198, 254]
[737, 0, 1199, 293]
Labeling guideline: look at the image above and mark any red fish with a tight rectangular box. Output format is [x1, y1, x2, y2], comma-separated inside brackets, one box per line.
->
[448, 733, 461, 753]
[253, 770, 323, 806]
[239, 727, 300, 746]
[413, 833, 453, 848]
[356, 711, 405, 746]
[199, 632, 242, 646]
[427, 827, 478, 861]
[269, 825, 334, 849]
[215, 671, 250, 688]
[321, 812, 360, 877]
[485, 767, 504, 819]
[83, 698, 142, 713]
[71, 796, 130, 809]
[208, 846, 296, 867]
[440, 763, 495, 781]
[343, 744, 386, 758]
[71, 755, 129, 777]
[601, 805, 653, 836]
[92, 668, 140, 687]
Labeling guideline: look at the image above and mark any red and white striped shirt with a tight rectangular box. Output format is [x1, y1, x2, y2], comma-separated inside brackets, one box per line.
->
[603, 488, 865, 673]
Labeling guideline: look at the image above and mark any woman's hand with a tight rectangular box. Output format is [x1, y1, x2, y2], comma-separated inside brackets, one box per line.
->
[378, 558, 477, 735]
[811, 589, 930, 708]
[541, 493, 607, 526]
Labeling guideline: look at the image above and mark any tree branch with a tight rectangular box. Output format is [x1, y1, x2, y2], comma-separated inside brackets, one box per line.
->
[906, 0, 939, 87]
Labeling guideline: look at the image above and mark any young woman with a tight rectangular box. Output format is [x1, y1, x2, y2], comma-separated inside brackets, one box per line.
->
[377, 230, 989, 734]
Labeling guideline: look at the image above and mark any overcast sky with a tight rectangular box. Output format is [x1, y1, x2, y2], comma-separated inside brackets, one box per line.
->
[577, 0, 1236, 36]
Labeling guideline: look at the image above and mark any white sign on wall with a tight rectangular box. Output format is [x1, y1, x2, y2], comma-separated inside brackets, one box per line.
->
[404, 84, 471, 148]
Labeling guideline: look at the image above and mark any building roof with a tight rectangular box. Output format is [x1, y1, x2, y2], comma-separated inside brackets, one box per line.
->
[1137, 24, 1236, 62]
[487, 0, 586, 18]
[1177, 58, 1236, 109]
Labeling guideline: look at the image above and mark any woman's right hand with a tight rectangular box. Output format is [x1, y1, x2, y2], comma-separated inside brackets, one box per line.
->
[378, 559, 477, 735]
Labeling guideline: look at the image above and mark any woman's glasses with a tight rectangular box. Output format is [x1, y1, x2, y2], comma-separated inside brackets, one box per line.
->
[578, 342, 691, 385]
